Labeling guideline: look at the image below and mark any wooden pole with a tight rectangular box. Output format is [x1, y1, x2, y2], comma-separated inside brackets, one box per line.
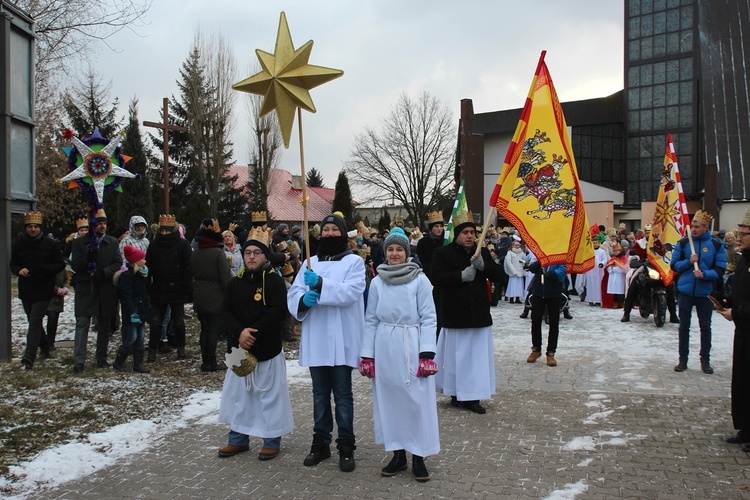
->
[473, 207, 496, 258]
[297, 108, 312, 270]
[143, 98, 186, 214]
[686, 227, 700, 270]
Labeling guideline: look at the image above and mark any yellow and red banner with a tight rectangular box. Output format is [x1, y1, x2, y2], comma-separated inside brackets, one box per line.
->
[646, 134, 690, 286]
[488, 51, 593, 273]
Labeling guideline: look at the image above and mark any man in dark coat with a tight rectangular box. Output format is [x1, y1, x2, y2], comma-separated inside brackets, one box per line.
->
[719, 210, 750, 448]
[146, 214, 193, 361]
[191, 221, 231, 371]
[417, 211, 445, 338]
[10, 212, 65, 369]
[430, 211, 503, 414]
[71, 209, 123, 372]
[526, 259, 567, 366]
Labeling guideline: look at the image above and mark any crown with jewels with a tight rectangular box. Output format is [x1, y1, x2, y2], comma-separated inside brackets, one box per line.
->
[693, 210, 713, 226]
[275, 240, 288, 252]
[228, 223, 238, 232]
[158, 214, 177, 227]
[741, 208, 750, 227]
[451, 209, 473, 227]
[281, 262, 295, 277]
[75, 217, 89, 230]
[251, 211, 267, 223]
[286, 241, 301, 255]
[427, 211, 444, 224]
[247, 226, 270, 247]
[23, 212, 42, 225]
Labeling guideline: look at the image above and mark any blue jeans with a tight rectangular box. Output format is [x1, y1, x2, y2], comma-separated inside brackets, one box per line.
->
[228, 430, 280, 450]
[121, 322, 145, 350]
[677, 293, 714, 362]
[309, 365, 354, 444]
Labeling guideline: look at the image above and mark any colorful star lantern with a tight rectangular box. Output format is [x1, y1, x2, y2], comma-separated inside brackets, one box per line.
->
[232, 11, 343, 148]
[60, 127, 138, 204]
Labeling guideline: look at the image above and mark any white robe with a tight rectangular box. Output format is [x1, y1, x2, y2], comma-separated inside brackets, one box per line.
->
[584, 248, 608, 303]
[361, 273, 440, 457]
[434, 326, 496, 401]
[288, 254, 365, 368]
[607, 262, 627, 295]
[504, 249, 526, 299]
[218, 352, 294, 438]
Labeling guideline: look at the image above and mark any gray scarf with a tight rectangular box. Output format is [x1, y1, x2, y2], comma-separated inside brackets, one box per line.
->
[377, 260, 423, 285]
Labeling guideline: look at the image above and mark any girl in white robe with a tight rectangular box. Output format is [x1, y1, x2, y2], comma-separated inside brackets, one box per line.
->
[585, 241, 608, 305]
[360, 227, 439, 482]
[504, 240, 526, 303]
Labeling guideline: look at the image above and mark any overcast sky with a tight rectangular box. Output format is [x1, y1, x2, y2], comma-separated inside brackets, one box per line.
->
[91, 0, 624, 192]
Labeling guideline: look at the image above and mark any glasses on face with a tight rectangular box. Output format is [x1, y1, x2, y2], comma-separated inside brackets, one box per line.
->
[244, 250, 264, 256]
[737, 232, 750, 239]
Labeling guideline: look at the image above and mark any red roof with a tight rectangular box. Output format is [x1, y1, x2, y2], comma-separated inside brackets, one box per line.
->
[227, 166, 355, 223]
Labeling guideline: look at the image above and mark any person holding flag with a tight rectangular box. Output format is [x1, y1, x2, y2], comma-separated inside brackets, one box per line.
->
[430, 206, 502, 414]
[670, 210, 726, 374]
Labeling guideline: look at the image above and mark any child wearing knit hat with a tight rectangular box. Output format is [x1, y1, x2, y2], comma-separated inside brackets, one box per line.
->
[114, 246, 151, 373]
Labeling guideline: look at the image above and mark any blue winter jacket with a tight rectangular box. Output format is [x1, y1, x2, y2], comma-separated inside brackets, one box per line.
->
[528, 262, 567, 298]
[670, 231, 726, 297]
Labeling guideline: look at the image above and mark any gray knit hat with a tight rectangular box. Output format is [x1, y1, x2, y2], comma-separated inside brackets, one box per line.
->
[383, 227, 410, 257]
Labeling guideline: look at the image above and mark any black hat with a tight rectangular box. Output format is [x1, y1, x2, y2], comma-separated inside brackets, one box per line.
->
[321, 213, 347, 236]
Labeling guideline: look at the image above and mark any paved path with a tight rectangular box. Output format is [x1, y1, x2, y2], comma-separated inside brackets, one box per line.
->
[37, 301, 750, 499]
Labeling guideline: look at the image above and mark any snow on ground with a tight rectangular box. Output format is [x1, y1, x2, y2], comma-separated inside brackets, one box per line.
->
[3, 289, 736, 496]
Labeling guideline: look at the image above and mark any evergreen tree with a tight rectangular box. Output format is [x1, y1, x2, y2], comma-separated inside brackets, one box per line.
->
[62, 67, 125, 226]
[306, 167, 325, 188]
[247, 163, 269, 222]
[117, 98, 154, 225]
[62, 68, 121, 139]
[332, 170, 354, 228]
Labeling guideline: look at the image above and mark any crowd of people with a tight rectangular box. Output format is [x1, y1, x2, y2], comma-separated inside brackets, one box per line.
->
[10, 203, 750, 481]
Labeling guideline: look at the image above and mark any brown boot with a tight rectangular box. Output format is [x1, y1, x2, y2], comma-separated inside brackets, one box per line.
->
[546, 352, 557, 367]
[527, 348, 542, 363]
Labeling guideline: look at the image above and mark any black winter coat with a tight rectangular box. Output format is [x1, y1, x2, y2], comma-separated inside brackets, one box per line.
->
[118, 265, 152, 325]
[416, 232, 444, 280]
[221, 266, 288, 362]
[71, 233, 122, 317]
[10, 233, 65, 302]
[146, 232, 193, 304]
[430, 243, 503, 328]
[728, 251, 750, 430]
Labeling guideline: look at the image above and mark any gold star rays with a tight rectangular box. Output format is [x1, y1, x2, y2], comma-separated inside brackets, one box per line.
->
[233, 12, 343, 147]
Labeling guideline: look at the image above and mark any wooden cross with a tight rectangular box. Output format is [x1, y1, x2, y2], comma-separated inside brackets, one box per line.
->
[143, 98, 187, 214]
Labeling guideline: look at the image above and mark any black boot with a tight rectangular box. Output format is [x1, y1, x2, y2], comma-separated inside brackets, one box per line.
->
[147, 348, 157, 363]
[563, 309, 573, 320]
[412, 455, 430, 482]
[113, 347, 131, 372]
[381, 450, 407, 476]
[303, 435, 331, 466]
[337, 440, 356, 472]
[621, 312, 630, 322]
[176, 347, 187, 360]
[133, 348, 151, 374]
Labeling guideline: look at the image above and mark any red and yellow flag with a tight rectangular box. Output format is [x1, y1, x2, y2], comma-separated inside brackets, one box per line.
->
[488, 51, 593, 273]
[646, 134, 690, 286]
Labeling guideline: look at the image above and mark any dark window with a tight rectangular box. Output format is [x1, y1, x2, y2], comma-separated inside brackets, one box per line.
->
[679, 81, 692, 104]
[679, 104, 692, 127]
[666, 32, 680, 54]
[680, 5, 693, 30]
[654, 11, 667, 34]
[629, 17, 641, 39]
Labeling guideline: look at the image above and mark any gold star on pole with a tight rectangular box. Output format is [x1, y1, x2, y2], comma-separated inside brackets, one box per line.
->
[233, 11, 343, 147]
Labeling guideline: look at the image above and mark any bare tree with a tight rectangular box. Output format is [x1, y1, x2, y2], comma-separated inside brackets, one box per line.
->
[243, 83, 283, 218]
[346, 91, 456, 228]
[15, 0, 151, 86]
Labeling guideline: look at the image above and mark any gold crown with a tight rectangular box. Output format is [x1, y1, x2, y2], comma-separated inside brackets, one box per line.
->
[75, 217, 89, 230]
[246, 226, 270, 247]
[427, 211, 443, 224]
[275, 240, 288, 252]
[23, 211, 42, 225]
[286, 241, 301, 254]
[281, 262, 295, 277]
[158, 214, 177, 227]
[693, 210, 713, 226]
[309, 224, 320, 237]
[644, 223, 652, 231]
[741, 208, 750, 227]
[451, 210, 473, 227]
[95, 208, 107, 221]
[412, 228, 423, 239]
[251, 211, 267, 223]
[394, 215, 404, 223]
[228, 223, 238, 232]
